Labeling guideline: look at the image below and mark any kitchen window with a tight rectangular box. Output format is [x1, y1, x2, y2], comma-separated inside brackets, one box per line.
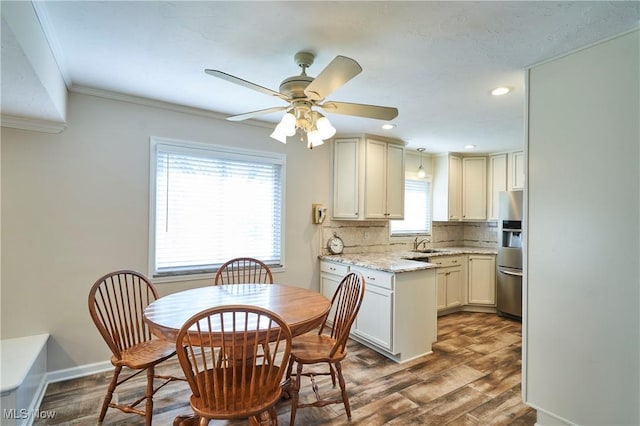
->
[390, 178, 432, 236]
[149, 137, 285, 278]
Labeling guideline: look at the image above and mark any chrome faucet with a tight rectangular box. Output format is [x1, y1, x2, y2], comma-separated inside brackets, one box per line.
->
[413, 237, 430, 250]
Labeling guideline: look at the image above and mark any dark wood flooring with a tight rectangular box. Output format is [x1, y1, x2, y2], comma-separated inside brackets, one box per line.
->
[35, 312, 535, 425]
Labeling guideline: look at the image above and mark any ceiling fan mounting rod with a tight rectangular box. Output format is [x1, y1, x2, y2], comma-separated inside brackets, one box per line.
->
[294, 51, 315, 74]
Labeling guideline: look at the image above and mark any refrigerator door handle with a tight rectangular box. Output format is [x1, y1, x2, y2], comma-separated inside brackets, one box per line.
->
[499, 269, 523, 277]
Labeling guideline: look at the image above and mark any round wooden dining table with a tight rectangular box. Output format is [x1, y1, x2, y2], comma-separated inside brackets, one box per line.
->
[144, 283, 331, 342]
[144, 284, 330, 426]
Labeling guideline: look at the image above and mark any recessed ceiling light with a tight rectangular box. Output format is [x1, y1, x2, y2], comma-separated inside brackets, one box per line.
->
[382, 123, 396, 130]
[464, 144, 476, 149]
[491, 87, 511, 96]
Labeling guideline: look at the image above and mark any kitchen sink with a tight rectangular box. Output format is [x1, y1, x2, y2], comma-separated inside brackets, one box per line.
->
[412, 248, 447, 254]
[410, 256, 432, 262]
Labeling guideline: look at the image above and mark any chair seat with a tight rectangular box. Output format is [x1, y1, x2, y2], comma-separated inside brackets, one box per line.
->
[290, 333, 347, 364]
[113, 339, 177, 369]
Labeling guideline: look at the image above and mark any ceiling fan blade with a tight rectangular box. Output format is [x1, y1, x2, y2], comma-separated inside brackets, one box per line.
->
[320, 101, 399, 121]
[205, 69, 289, 101]
[304, 56, 362, 101]
[226, 106, 289, 122]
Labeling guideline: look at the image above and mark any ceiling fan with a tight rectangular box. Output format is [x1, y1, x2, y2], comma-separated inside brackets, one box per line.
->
[204, 51, 399, 147]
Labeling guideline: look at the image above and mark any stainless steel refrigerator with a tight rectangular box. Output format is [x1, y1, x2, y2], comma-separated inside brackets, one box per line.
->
[497, 190, 523, 319]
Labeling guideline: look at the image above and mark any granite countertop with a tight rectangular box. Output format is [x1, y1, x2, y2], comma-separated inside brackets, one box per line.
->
[320, 246, 498, 274]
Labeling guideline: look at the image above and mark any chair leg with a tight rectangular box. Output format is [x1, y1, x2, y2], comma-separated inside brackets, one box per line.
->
[250, 409, 276, 426]
[334, 361, 351, 418]
[328, 361, 336, 386]
[289, 361, 303, 426]
[100, 365, 122, 422]
[145, 366, 154, 426]
[268, 407, 278, 425]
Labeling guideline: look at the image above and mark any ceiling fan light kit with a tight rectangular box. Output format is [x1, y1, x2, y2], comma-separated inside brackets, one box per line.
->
[205, 51, 398, 149]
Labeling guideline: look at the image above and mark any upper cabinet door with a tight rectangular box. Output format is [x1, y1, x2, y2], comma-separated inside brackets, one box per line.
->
[462, 157, 487, 220]
[332, 138, 360, 219]
[509, 151, 525, 190]
[384, 143, 405, 219]
[432, 154, 462, 221]
[448, 155, 462, 220]
[364, 139, 387, 219]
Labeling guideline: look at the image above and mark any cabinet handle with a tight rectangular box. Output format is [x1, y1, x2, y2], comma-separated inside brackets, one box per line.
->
[367, 276, 376, 281]
[500, 270, 523, 277]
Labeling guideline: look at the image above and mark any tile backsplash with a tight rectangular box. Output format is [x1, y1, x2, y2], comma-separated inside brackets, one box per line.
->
[321, 220, 498, 255]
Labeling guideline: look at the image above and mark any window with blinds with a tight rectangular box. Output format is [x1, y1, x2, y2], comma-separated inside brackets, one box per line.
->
[150, 137, 285, 277]
[390, 178, 432, 235]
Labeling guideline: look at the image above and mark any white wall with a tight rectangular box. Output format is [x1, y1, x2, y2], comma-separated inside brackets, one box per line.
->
[525, 30, 639, 425]
[0, 92, 332, 371]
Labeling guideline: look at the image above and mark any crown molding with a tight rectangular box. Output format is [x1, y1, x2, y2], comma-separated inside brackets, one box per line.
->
[0, 114, 67, 133]
[69, 85, 274, 130]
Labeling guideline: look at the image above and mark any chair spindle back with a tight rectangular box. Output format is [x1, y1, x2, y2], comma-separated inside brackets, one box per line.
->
[320, 272, 365, 357]
[214, 257, 273, 285]
[88, 270, 158, 359]
[176, 305, 292, 417]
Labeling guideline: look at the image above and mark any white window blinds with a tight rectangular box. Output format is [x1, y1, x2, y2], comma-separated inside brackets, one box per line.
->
[390, 178, 432, 235]
[151, 138, 284, 276]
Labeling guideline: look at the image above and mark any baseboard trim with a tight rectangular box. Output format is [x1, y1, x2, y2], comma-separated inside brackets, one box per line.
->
[527, 403, 575, 425]
[45, 361, 112, 385]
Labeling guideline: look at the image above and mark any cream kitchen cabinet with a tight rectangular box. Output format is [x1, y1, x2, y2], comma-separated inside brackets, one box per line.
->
[348, 264, 437, 363]
[432, 154, 462, 221]
[434, 154, 487, 221]
[468, 254, 496, 306]
[349, 266, 394, 350]
[487, 154, 507, 221]
[332, 136, 405, 220]
[332, 138, 360, 219]
[430, 255, 465, 311]
[462, 157, 487, 220]
[364, 139, 405, 219]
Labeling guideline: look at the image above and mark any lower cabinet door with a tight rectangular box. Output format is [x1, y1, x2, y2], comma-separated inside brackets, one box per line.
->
[353, 285, 393, 351]
[468, 255, 496, 305]
[436, 266, 463, 311]
[446, 267, 463, 308]
[436, 270, 447, 310]
[320, 273, 341, 325]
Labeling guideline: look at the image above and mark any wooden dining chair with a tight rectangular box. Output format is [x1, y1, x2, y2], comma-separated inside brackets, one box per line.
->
[285, 271, 365, 425]
[175, 305, 292, 426]
[88, 270, 184, 426]
[214, 257, 273, 285]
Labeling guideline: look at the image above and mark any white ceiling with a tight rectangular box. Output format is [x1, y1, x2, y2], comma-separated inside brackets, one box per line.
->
[2, 1, 639, 153]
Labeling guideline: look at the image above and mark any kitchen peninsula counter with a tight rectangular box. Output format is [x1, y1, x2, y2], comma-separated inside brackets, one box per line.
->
[320, 246, 497, 273]
[319, 246, 497, 363]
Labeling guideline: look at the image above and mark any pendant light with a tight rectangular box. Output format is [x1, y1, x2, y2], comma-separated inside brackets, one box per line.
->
[417, 148, 426, 178]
